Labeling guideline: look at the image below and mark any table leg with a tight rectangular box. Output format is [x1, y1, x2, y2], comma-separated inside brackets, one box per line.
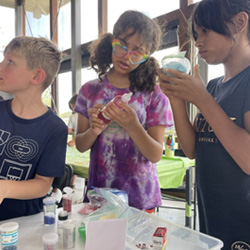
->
[185, 167, 192, 228]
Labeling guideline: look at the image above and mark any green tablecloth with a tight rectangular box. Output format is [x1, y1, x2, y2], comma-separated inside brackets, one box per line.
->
[66, 147, 195, 189]
[157, 156, 195, 189]
[66, 146, 90, 179]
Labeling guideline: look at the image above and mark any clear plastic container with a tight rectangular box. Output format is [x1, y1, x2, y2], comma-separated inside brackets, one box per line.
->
[63, 220, 75, 249]
[0, 222, 19, 250]
[43, 197, 56, 225]
[162, 51, 191, 75]
[42, 232, 58, 250]
[63, 187, 73, 214]
[58, 211, 68, 237]
[98, 92, 133, 124]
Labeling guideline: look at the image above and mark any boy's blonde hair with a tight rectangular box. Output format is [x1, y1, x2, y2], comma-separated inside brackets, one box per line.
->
[4, 36, 62, 90]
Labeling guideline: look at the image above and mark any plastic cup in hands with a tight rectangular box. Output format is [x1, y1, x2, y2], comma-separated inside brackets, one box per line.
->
[161, 51, 191, 84]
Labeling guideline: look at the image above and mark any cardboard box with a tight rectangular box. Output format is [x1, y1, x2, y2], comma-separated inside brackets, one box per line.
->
[153, 227, 167, 250]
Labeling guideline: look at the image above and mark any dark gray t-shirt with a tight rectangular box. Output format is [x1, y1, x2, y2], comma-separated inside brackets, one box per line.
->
[195, 66, 250, 249]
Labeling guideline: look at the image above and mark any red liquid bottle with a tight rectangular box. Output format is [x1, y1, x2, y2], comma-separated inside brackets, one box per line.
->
[98, 92, 132, 124]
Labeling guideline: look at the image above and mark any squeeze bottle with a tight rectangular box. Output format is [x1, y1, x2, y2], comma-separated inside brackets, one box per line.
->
[98, 92, 132, 124]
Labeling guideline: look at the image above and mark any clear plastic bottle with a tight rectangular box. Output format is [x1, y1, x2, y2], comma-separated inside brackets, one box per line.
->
[57, 211, 68, 237]
[98, 92, 132, 124]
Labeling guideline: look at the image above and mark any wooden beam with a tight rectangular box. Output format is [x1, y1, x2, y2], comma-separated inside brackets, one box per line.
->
[50, 0, 58, 111]
[98, 0, 107, 35]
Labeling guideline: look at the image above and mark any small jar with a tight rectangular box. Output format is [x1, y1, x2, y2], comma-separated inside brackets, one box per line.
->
[62, 187, 73, 214]
[57, 211, 68, 237]
[43, 197, 56, 225]
[63, 220, 75, 249]
[0, 222, 19, 250]
[42, 232, 58, 250]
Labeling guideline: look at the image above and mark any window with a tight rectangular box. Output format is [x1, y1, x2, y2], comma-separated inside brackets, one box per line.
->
[58, 1, 71, 51]
[81, 67, 98, 87]
[81, 0, 98, 44]
[57, 72, 72, 124]
[24, 0, 50, 38]
[0, 2, 15, 61]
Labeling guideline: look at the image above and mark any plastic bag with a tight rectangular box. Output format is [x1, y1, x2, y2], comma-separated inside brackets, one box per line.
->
[84, 188, 129, 222]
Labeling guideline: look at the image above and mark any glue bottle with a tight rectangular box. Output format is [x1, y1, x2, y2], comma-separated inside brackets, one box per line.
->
[98, 92, 133, 124]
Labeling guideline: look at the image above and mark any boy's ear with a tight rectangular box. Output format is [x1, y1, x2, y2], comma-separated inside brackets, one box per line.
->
[233, 11, 249, 33]
[32, 69, 46, 85]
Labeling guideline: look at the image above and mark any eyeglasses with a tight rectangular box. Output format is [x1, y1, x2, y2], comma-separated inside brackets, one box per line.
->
[112, 39, 148, 65]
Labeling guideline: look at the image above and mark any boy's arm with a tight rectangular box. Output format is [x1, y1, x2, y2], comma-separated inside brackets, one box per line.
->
[0, 174, 53, 204]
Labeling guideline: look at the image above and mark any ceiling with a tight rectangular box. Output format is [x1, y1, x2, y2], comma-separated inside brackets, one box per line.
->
[0, 0, 71, 18]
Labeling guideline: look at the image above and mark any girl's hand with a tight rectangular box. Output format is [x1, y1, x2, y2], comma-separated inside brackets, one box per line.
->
[88, 104, 107, 135]
[158, 65, 208, 106]
[103, 102, 140, 131]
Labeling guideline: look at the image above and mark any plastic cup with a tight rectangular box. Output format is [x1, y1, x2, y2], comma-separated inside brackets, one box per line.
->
[0, 222, 19, 250]
[43, 197, 56, 225]
[161, 53, 191, 80]
[63, 187, 73, 214]
[42, 232, 58, 250]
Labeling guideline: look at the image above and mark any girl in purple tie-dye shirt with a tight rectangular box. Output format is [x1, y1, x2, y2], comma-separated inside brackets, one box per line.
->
[75, 10, 173, 210]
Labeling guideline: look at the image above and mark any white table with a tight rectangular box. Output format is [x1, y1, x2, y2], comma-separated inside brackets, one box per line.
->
[0, 204, 86, 249]
[0, 203, 223, 250]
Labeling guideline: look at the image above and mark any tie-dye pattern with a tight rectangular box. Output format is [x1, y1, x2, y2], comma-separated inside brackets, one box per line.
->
[75, 76, 173, 209]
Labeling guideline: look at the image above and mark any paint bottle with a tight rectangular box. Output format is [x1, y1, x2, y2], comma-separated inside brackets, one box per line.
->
[98, 92, 133, 124]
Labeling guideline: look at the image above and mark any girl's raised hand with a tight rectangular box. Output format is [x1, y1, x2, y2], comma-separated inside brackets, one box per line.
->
[88, 104, 107, 135]
[103, 102, 139, 131]
[158, 65, 207, 106]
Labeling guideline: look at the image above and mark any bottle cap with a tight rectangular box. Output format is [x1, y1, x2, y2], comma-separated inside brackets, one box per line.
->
[58, 211, 68, 220]
[121, 92, 132, 102]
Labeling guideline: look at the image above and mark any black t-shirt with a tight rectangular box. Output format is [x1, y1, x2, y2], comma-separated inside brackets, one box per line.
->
[0, 100, 68, 220]
[195, 66, 250, 249]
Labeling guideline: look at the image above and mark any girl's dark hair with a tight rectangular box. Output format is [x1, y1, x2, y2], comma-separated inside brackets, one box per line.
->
[68, 94, 78, 110]
[192, 0, 250, 41]
[89, 10, 162, 93]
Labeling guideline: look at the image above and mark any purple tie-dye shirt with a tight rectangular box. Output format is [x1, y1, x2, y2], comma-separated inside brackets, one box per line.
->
[75, 76, 173, 209]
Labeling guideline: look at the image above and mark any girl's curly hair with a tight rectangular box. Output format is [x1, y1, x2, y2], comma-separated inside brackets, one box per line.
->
[89, 10, 162, 93]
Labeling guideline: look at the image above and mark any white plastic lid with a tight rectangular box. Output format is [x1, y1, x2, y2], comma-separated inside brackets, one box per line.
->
[42, 232, 58, 245]
[62, 219, 75, 229]
[43, 197, 56, 205]
[63, 186, 73, 194]
[121, 92, 132, 102]
[0, 222, 19, 232]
